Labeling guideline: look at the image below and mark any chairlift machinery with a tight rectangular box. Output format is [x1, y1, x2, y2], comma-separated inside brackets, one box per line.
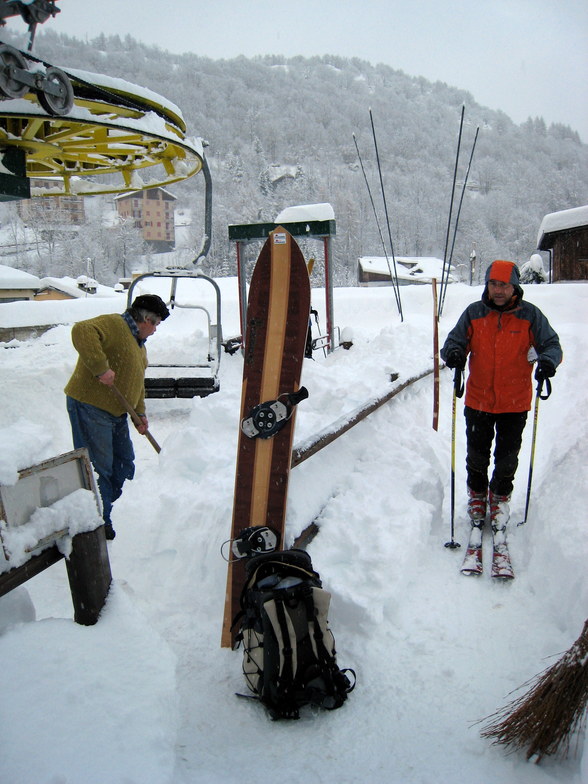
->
[0, 2, 222, 397]
[0, 1, 204, 197]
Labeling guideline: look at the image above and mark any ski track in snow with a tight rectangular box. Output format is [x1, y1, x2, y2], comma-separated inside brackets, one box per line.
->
[1, 280, 586, 783]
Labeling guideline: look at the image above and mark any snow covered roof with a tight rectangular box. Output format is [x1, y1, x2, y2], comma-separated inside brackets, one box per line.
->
[359, 256, 455, 283]
[275, 203, 335, 223]
[114, 187, 178, 201]
[537, 205, 588, 248]
[37, 276, 119, 299]
[0, 264, 40, 290]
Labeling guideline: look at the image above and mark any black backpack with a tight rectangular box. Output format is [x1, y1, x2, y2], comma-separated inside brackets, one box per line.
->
[234, 548, 356, 720]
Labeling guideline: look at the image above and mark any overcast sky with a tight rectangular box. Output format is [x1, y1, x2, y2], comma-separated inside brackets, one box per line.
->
[8, 0, 588, 141]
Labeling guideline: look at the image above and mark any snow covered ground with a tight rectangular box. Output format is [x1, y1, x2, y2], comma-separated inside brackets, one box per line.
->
[0, 277, 586, 783]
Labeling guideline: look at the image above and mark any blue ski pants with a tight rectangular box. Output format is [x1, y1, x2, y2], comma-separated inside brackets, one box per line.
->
[66, 396, 135, 524]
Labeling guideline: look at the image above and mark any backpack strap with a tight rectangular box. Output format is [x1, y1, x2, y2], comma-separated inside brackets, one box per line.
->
[263, 594, 301, 719]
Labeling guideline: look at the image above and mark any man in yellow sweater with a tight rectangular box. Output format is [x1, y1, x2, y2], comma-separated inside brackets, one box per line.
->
[65, 294, 170, 539]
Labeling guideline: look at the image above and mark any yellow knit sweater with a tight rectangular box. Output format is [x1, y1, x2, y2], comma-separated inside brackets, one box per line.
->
[64, 314, 147, 417]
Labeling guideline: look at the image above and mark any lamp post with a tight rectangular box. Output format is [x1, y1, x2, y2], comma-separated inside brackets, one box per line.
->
[469, 247, 476, 285]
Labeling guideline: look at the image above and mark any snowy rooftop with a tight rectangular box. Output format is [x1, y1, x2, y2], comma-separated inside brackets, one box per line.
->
[359, 256, 455, 283]
[275, 203, 335, 222]
[0, 264, 40, 290]
[537, 204, 588, 247]
[37, 276, 120, 299]
[114, 187, 178, 202]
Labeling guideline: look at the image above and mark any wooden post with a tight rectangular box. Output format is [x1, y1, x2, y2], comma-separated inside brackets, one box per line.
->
[65, 526, 112, 625]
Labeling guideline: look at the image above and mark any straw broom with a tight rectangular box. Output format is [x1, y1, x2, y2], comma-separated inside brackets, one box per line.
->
[480, 618, 588, 761]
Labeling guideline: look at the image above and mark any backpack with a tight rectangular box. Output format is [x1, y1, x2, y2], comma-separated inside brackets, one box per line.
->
[234, 548, 356, 720]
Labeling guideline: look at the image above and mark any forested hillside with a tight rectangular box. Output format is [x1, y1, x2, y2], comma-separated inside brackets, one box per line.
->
[3, 28, 588, 283]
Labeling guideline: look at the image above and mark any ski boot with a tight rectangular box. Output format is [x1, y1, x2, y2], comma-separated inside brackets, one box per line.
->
[461, 488, 487, 575]
[489, 491, 514, 579]
[489, 491, 511, 532]
[467, 487, 487, 522]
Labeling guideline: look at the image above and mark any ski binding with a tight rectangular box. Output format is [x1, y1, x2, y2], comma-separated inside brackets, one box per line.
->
[460, 523, 484, 576]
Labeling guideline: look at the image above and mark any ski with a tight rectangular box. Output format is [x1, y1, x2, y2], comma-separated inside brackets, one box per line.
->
[491, 531, 515, 580]
[460, 523, 484, 575]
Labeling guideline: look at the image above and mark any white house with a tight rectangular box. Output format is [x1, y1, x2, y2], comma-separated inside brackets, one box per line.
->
[0, 264, 41, 302]
[358, 256, 455, 286]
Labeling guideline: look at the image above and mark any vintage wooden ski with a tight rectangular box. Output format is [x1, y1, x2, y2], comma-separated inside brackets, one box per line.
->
[221, 227, 310, 648]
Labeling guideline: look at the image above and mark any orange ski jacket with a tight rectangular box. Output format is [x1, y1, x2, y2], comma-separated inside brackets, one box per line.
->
[441, 291, 562, 414]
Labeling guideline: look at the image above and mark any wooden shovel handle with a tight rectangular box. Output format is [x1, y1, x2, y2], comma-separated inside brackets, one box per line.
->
[110, 384, 161, 453]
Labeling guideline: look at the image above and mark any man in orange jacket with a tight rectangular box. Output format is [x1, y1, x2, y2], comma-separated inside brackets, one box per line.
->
[441, 260, 562, 536]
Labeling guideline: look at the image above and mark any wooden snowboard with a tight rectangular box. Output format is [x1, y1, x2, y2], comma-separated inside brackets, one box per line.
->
[221, 227, 311, 648]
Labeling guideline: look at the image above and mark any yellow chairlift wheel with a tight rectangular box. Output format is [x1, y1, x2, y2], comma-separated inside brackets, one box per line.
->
[0, 43, 28, 99]
[37, 66, 74, 116]
[0, 55, 204, 195]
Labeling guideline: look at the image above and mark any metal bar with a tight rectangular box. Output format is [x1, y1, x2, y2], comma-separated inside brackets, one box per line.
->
[439, 105, 465, 318]
[368, 109, 403, 320]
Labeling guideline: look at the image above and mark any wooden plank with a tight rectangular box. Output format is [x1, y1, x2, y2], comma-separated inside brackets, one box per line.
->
[0, 546, 63, 597]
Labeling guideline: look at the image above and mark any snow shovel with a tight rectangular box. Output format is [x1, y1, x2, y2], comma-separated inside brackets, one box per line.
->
[110, 384, 161, 454]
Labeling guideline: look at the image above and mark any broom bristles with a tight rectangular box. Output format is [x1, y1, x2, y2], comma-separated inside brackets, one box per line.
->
[480, 618, 588, 761]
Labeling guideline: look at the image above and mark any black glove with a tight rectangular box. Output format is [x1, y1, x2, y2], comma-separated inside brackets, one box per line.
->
[445, 348, 466, 370]
[535, 360, 556, 382]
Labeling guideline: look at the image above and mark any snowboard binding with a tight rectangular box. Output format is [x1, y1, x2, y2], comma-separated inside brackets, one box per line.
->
[222, 526, 279, 561]
[241, 387, 309, 439]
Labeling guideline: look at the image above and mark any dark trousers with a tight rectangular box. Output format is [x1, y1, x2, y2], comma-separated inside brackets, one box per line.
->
[464, 407, 527, 497]
[66, 396, 135, 524]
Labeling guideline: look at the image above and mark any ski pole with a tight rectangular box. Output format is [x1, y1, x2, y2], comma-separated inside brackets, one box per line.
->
[518, 376, 551, 526]
[432, 279, 440, 431]
[445, 367, 464, 549]
[439, 126, 479, 316]
[311, 308, 327, 358]
[368, 109, 403, 320]
[110, 384, 162, 454]
[352, 131, 400, 317]
[439, 105, 464, 319]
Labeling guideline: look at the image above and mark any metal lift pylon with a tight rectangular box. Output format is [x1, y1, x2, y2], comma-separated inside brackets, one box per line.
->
[228, 215, 337, 354]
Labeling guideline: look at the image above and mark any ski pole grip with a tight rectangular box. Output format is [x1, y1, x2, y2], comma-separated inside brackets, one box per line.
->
[453, 368, 464, 399]
[538, 377, 551, 400]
